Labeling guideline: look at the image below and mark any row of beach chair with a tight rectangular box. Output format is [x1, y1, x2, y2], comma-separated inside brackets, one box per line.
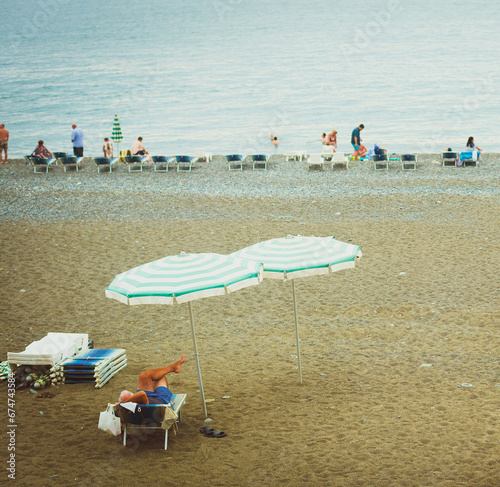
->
[24, 150, 480, 174]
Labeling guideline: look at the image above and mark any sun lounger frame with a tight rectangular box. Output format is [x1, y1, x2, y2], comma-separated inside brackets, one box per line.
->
[117, 394, 187, 450]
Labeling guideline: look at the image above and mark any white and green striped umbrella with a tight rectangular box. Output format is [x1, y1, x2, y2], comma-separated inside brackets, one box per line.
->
[111, 115, 123, 156]
[231, 235, 362, 382]
[111, 115, 123, 143]
[106, 252, 263, 416]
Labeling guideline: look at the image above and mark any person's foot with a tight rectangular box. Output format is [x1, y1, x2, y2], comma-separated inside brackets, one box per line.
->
[172, 354, 186, 373]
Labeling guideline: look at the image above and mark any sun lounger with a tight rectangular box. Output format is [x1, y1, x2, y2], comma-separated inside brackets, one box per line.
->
[459, 151, 480, 167]
[175, 155, 194, 172]
[93, 157, 119, 173]
[119, 150, 131, 163]
[285, 151, 307, 162]
[226, 154, 244, 171]
[373, 153, 389, 170]
[321, 146, 334, 162]
[193, 149, 212, 163]
[25, 155, 57, 173]
[8, 333, 88, 366]
[401, 154, 417, 170]
[441, 152, 459, 167]
[151, 155, 173, 172]
[330, 152, 349, 170]
[60, 348, 127, 388]
[251, 154, 269, 170]
[124, 155, 143, 172]
[306, 153, 325, 171]
[59, 156, 84, 172]
[52, 152, 68, 165]
[116, 393, 187, 450]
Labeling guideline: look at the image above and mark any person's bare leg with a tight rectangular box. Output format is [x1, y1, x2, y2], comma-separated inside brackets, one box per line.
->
[4, 148, 7, 163]
[136, 355, 185, 390]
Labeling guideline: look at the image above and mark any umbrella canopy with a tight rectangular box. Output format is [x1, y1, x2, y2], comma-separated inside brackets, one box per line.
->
[231, 235, 362, 382]
[111, 114, 123, 156]
[106, 252, 263, 416]
[111, 115, 123, 143]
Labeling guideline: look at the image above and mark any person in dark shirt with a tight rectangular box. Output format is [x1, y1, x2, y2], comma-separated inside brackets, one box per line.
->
[351, 124, 364, 161]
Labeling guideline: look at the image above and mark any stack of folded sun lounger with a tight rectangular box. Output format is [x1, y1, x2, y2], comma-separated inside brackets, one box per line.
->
[58, 348, 127, 388]
[7, 333, 88, 367]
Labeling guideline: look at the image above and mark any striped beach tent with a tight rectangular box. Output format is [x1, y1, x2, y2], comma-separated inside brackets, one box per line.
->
[231, 235, 362, 382]
[106, 252, 263, 416]
[111, 115, 123, 155]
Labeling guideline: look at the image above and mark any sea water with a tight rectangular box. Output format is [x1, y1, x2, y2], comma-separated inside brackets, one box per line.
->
[2, 0, 499, 157]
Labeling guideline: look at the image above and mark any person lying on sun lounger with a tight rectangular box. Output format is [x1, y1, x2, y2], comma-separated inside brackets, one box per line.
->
[118, 355, 185, 405]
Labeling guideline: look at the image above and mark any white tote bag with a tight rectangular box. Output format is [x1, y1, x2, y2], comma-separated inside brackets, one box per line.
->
[98, 403, 121, 436]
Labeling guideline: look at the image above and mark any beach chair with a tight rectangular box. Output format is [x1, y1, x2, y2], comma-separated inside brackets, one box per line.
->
[459, 151, 480, 167]
[115, 394, 187, 450]
[373, 153, 389, 171]
[306, 153, 324, 171]
[401, 154, 417, 171]
[441, 152, 459, 167]
[124, 155, 143, 172]
[52, 152, 67, 165]
[251, 154, 269, 170]
[25, 155, 57, 173]
[285, 151, 307, 162]
[151, 155, 172, 172]
[226, 154, 244, 171]
[193, 149, 212, 163]
[119, 149, 131, 163]
[93, 157, 118, 173]
[330, 152, 349, 170]
[175, 155, 194, 172]
[321, 146, 335, 163]
[59, 156, 84, 172]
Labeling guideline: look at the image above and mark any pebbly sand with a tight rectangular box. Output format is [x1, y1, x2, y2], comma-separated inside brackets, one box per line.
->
[0, 155, 499, 487]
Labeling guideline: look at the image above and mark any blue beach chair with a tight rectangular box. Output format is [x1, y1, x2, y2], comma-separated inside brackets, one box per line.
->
[26, 155, 57, 173]
[401, 154, 417, 171]
[124, 155, 143, 172]
[93, 157, 118, 173]
[226, 154, 244, 171]
[59, 156, 84, 172]
[151, 155, 173, 172]
[251, 154, 269, 170]
[115, 394, 187, 450]
[175, 155, 194, 172]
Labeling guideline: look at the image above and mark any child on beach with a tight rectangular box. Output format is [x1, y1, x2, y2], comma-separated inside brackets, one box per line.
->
[102, 138, 113, 157]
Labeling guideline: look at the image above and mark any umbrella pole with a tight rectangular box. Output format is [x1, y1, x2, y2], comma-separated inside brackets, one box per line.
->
[188, 301, 208, 417]
[292, 279, 303, 383]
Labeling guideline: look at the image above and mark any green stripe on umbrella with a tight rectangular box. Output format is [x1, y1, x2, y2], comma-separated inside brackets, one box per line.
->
[106, 252, 263, 416]
[231, 235, 362, 382]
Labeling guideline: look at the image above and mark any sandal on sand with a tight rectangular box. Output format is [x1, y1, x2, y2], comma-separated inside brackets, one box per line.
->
[208, 430, 226, 438]
[199, 426, 227, 438]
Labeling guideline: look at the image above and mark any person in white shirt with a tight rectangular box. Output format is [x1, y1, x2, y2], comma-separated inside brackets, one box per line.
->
[131, 137, 149, 155]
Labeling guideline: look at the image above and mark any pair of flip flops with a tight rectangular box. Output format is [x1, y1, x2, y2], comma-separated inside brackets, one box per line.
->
[200, 426, 226, 438]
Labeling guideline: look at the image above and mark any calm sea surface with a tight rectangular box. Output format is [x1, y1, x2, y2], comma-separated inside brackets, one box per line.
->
[3, 0, 500, 156]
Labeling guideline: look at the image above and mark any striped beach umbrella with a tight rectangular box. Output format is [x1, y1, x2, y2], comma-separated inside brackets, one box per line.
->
[106, 252, 263, 416]
[231, 235, 362, 382]
[111, 115, 123, 155]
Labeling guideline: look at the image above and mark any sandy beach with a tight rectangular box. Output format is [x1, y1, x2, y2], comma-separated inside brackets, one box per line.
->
[0, 155, 499, 487]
